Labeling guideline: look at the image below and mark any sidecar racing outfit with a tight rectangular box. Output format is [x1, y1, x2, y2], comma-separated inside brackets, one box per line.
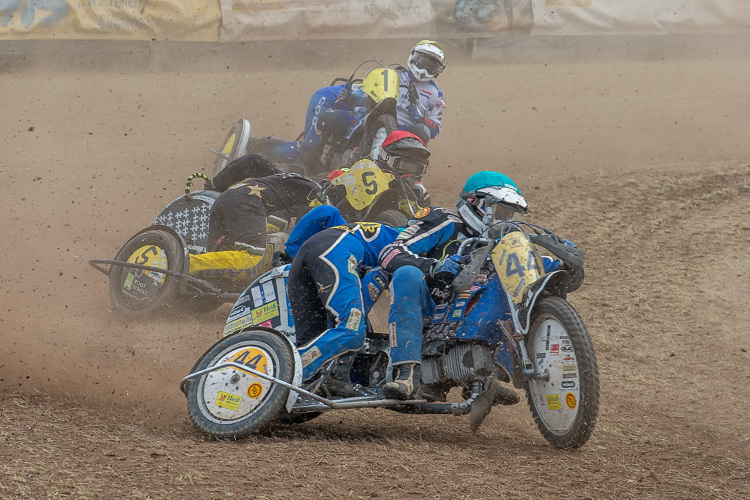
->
[286, 220, 400, 381]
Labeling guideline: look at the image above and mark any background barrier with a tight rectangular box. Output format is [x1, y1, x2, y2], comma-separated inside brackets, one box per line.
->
[2, 1, 746, 41]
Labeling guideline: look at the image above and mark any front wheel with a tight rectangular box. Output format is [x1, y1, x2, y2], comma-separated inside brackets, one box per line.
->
[108, 229, 185, 317]
[524, 297, 599, 449]
[186, 329, 294, 439]
[213, 119, 251, 177]
[360, 113, 397, 160]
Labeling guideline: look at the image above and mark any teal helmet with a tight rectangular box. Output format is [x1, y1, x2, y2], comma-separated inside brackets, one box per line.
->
[457, 171, 528, 236]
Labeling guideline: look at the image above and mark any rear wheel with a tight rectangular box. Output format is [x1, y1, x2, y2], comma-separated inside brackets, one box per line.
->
[524, 297, 599, 449]
[373, 209, 409, 228]
[360, 114, 397, 160]
[108, 229, 184, 317]
[187, 329, 294, 439]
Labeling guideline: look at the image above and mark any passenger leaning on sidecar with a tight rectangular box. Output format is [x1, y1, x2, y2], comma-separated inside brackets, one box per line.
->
[284, 206, 400, 382]
[377, 171, 585, 400]
[188, 154, 320, 279]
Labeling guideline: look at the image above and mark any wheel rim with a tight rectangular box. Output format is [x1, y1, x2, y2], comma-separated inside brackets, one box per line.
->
[527, 317, 582, 435]
[117, 244, 169, 306]
[197, 341, 280, 423]
[368, 126, 389, 160]
[221, 132, 236, 155]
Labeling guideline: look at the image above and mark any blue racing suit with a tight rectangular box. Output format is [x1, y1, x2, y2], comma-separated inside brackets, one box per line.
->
[377, 207, 567, 366]
[287, 221, 398, 380]
[264, 85, 367, 165]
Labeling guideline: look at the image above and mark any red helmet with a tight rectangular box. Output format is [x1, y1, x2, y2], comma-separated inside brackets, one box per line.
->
[377, 131, 431, 179]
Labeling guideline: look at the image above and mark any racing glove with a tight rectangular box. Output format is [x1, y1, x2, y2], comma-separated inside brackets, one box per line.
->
[408, 105, 425, 124]
[431, 255, 464, 283]
[412, 181, 431, 207]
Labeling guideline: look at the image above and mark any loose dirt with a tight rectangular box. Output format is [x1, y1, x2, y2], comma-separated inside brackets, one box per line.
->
[1, 40, 748, 499]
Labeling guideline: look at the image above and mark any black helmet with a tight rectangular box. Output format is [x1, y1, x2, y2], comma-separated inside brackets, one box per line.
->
[377, 131, 431, 179]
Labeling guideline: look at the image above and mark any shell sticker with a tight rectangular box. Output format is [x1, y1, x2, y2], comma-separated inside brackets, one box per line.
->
[415, 207, 431, 218]
[247, 383, 264, 399]
[566, 392, 577, 409]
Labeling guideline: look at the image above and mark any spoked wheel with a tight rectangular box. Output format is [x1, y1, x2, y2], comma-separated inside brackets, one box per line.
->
[373, 209, 409, 228]
[213, 119, 251, 177]
[524, 297, 600, 449]
[108, 229, 184, 317]
[361, 113, 397, 160]
[186, 329, 295, 439]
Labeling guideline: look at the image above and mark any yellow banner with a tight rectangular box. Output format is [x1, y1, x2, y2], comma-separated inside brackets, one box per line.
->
[0, 0, 220, 40]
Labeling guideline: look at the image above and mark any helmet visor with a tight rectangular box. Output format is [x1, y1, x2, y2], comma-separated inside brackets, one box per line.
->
[412, 52, 445, 78]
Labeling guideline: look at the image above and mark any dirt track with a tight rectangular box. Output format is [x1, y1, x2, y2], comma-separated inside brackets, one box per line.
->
[1, 40, 749, 499]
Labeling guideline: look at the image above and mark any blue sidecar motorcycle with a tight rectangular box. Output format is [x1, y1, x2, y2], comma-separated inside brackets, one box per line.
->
[181, 222, 600, 448]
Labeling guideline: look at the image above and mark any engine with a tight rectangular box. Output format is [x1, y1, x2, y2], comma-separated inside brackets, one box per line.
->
[421, 344, 496, 385]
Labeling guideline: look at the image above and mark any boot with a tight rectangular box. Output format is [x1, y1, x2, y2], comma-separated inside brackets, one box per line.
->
[383, 363, 421, 400]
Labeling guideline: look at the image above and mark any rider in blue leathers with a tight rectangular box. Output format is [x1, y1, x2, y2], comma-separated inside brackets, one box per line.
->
[286, 209, 401, 381]
[377, 171, 585, 399]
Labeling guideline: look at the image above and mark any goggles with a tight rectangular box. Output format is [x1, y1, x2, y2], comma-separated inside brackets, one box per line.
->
[412, 52, 445, 78]
[385, 155, 429, 179]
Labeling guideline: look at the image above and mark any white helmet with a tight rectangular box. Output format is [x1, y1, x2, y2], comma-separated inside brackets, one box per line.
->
[407, 40, 445, 82]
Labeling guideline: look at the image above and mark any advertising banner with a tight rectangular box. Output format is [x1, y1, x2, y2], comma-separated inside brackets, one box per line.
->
[0, 0, 220, 40]
[530, 0, 750, 35]
[219, 0, 435, 41]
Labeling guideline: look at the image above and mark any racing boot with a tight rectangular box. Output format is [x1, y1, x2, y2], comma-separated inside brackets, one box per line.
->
[383, 363, 421, 400]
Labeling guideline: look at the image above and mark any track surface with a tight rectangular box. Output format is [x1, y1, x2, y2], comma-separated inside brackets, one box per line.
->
[1, 41, 748, 499]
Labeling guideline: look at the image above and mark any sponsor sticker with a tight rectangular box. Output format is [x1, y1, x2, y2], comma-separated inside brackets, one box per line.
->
[561, 381, 576, 388]
[215, 391, 242, 411]
[415, 207, 431, 218]
[566, 392, 577, 409]
[550, 344, 560, 354]
[368, 283, 381, 302]
[123, 272, 135, 290]
[300, 346, 322, 367]
[536, 353, 546, 359]
[546, 394, 562, 410]
[561, 345, 574, 352]
[348, 255, 359, 276]
[373, 273, 387, 288]
[388, 322, 398, 347]
[563, 363, 577, 372]
[346, 308, 362, 331]
[563, 373, 578, 379]
[251, 301, 279, 324]
[251, 281, 276, 306]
